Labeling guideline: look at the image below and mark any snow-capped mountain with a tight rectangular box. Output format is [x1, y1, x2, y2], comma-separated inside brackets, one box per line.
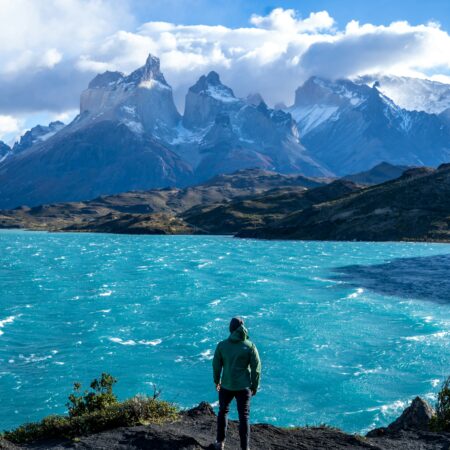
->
[1, 54, 450, 209]
[0, 55, 327, 209]
[356, 75, 450, 114]
[288, 77, 450, 175]
[0, 56, 193, 209]
[12, 121, 65, 154]
[288, 76, 368, 136]
[178, 71, 327, 181]
[79, 54, 180, 140]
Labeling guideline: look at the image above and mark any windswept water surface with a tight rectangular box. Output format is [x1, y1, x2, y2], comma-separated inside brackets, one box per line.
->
[1, 231, 450, 432]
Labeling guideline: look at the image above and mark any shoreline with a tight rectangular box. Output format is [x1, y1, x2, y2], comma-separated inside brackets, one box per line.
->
[1, 227, 450, 244]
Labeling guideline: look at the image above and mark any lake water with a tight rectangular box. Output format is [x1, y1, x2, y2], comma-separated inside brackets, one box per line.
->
[1, 231, 450, 433]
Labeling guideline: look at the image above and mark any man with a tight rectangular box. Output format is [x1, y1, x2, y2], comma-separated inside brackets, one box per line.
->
[212, 317, 261, 450]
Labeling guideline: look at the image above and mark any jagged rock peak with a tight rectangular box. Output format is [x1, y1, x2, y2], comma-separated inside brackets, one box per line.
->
[205, 70, 221, 85]
[127, 54, 168, 86]
[189, 71, 236, 99]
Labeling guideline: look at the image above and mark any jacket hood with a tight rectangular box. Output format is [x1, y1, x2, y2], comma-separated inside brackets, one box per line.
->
[229, 324, 249, 342]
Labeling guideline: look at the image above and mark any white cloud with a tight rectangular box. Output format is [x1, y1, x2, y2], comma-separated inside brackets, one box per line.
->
[0, 115, 20, 135]
[0, 0, 134, 114]
[0, 0, 133, 75]
[0, 115, 22, 144]
[250, 8, 335, 33]
[0, 2, 449, 117]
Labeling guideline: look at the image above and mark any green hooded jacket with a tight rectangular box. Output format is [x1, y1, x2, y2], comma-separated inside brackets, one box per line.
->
[212, 325, 261, 392]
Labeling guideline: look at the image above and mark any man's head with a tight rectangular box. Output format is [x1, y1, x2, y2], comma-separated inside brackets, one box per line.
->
[229, 317, 244, 333]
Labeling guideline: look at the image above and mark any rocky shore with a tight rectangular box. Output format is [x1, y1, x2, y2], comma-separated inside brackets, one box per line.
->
[2, 397, 449, 450]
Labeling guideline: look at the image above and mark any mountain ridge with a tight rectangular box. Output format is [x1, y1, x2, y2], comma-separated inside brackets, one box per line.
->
[1, 54, 449, 208]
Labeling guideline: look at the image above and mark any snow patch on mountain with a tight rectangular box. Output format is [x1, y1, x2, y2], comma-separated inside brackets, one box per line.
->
[139, 79, 171, 91]
[123, 120, 144, 135]
[290, 104, 339, 135]
[205, 84, 240, 103]
[170, 123, 209, 145]
[357, 75, 450, 114]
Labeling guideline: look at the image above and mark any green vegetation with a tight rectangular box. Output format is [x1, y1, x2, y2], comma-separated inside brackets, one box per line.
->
[2, 373, 178, 444]
[430, 376, 450, 432]
[67, 372, 118, 417]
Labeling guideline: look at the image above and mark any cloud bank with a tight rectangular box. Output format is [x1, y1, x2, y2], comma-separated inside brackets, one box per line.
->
[0, 1, 450, 141]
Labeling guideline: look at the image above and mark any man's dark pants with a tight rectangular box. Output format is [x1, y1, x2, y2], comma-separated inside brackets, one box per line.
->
[217, 387, 251, 449]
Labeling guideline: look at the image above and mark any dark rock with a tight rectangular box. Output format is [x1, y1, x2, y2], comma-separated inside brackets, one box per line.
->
[368, 397, 435, 437]
[185, 401, 215, 417]
[388, 397, 435, 432]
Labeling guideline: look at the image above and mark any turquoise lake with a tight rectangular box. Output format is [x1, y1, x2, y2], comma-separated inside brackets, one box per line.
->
[1, 230, 450, 433]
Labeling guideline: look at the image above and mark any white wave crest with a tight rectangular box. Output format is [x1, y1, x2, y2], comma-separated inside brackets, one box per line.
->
[109, 337, 136, 345]
[0, 315, 20, 336]
[108, 337, 162, 346]
[208, 299, 221, 306]
[139, 339, 162, 346]
[99, 290, 113, 297]
[200, 349, 213, 360]
[347, 288, 364, 299]
[405, 331, 448, 342]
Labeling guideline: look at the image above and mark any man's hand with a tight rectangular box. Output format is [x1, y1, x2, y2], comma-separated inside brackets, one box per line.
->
[216, 383, 221, 392]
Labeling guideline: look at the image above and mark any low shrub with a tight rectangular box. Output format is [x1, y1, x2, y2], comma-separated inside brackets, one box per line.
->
[67, 372, 118, 417]
[2, 374, 178, 444]
[430, 376, 450, 432]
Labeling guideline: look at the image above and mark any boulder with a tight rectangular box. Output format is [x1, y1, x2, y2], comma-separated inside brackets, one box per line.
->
[367, 397, 435, 437]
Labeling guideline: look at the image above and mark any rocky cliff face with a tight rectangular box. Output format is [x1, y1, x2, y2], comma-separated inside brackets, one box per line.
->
[182, 71, 242, 129]
[181, 71, 329, 181]
[79, 54, 180, 139]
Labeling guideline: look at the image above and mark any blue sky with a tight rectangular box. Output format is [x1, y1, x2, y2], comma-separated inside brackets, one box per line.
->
[130, 0, 450, 30]
[0, 0, 449, 145]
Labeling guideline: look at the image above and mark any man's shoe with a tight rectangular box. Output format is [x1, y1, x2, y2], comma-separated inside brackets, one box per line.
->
[214, 441, 225, 449]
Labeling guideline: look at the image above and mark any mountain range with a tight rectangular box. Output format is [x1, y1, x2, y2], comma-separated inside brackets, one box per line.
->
[0, 54, 449, 209]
